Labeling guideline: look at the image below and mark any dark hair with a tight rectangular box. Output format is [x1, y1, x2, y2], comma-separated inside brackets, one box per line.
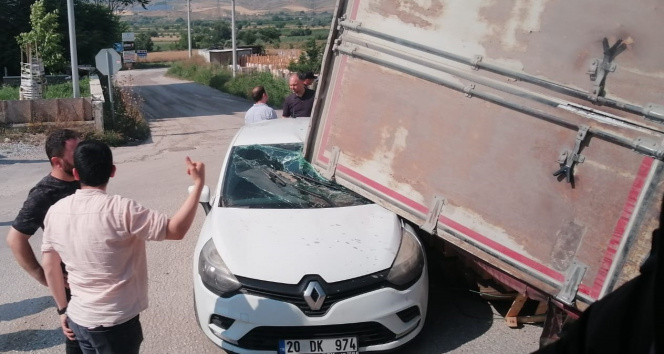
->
[251, 86, 266, 102]
[45, 129, 79, 162]
[74, 140, 114, 187]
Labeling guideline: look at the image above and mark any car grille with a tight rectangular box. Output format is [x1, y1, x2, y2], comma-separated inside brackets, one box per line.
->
[236, 322, 396, 350]
[234, 270, 390, 316]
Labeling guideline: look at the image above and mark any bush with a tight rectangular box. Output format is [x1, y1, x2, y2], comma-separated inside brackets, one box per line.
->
[101, 86, 150, 146]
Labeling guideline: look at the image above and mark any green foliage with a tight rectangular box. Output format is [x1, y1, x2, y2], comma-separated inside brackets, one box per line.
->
[225, 72, 289, 108]
[135, 32, 154, 51]
[0, 78, 91, 100]
[98, 85, 150, 146]
[175, 30, 193, 50]
[16, 0, 64, 73]
[0, 86, 20, 101]
[167, 60, 289, 108]
[43, 77, 91, 98]
[0, 0, 33, 76]
[288, 38, 324, 74]
[60, 1, 126, 68]
[258, 27, 281, 44]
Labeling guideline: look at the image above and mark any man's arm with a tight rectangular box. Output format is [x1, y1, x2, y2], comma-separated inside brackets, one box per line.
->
[165, 157, 206, 240]
[42, 250, 75, 341]
[6, 227, 47, 286]
[43, 250, 68, 309]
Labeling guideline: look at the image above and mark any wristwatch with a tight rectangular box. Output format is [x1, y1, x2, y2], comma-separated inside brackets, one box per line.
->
[57, 307, 67, 315]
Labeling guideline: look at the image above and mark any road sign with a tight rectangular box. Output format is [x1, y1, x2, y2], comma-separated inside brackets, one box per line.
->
[122, 32, 135, 42]
[123, 50, 137, 63]
[113, 42, 123, 53]
[137, 50, 148, 59]
[95, 48, 121, 76]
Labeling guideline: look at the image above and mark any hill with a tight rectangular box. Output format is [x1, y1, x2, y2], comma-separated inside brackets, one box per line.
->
[124, 0, 336, 17]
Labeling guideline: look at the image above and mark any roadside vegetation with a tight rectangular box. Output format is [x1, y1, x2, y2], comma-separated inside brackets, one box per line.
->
[0, 78, 92, 101]
[0, 77, 148, 147]
[167, 58, 290, 107]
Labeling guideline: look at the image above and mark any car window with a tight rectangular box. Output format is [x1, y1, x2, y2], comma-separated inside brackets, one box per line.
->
[221, 143, 372, 209]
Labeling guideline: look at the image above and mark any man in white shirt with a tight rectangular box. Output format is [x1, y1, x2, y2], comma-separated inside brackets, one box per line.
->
[244, 86, 278, 124]
[41, 140, 205, 354]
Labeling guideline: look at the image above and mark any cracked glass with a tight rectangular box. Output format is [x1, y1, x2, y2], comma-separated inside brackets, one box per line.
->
[221, 143, 371, 209]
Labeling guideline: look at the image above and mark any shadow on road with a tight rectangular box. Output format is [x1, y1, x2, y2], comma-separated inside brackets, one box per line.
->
[0, 296, 53, 322]
[399, 247, 496, 353]
[0, 328, 62, 352]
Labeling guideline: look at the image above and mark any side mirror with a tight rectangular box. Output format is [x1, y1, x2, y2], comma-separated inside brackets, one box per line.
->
[188, 185, 212, 215]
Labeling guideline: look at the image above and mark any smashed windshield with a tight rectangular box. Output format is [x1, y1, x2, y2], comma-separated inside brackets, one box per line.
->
[221, 143, 372, 209]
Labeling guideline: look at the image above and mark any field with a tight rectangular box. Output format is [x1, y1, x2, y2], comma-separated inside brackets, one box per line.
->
[139, 50, 191, 62]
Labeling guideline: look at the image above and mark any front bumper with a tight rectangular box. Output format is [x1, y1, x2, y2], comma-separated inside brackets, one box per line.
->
[193, 267, 428, 353]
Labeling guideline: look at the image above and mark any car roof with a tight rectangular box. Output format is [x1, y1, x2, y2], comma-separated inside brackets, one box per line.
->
[233, 117, 311, 147]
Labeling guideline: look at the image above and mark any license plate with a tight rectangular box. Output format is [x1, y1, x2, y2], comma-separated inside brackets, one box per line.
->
[278, 337, 358, 354]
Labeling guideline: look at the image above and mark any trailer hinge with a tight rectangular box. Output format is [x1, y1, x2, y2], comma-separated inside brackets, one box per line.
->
[553, 125, 589, 185]
[556, 262, 588, 306]
[421, 195, 446, 234]
[587, 38, 626, 103]
[339, 19, 362, 31]
[643, 103, 664, 125]
[322, 146, 341, 181]
[472, 55, 483, 70]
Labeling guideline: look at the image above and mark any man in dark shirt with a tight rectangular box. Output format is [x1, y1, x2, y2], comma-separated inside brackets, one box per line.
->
[7, 128, 82, 354]
[283, 73, 315, 118]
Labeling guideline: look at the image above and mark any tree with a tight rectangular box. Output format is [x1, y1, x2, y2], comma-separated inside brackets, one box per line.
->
[51, 0, 126, 67]
[288, 38, 324, 74]
[258, 27, 280, 44]
[16, 0, 64, 73]
[0, 0, 34, 76]
[135, 32, 153, 51]
[175, 30, 194, 50]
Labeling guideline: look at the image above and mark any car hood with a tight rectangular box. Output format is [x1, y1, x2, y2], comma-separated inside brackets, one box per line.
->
[205, 204, 402, 284]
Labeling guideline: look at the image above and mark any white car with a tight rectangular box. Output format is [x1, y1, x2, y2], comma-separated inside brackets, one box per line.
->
[192, 117, 428, 353]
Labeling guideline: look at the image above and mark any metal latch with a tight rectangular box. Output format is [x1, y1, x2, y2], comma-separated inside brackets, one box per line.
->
[421, 195, 446, 234]
[553, 125, 590, 185]
[556, 262, 588, 306]
[322, 146, 341, 181]
[472, 55, 483, 70]
[587, 38, 626, 102]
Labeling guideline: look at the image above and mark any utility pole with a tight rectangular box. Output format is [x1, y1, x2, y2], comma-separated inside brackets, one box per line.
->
[231, 0, 236, 77]
[66, 0, 80, 98]
[187, 0, 192, 58]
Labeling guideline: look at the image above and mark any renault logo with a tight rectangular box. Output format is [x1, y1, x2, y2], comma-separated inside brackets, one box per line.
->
[303, 281, 326, 311]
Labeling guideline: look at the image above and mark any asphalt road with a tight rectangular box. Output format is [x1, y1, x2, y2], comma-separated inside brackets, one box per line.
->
[0, 68, 542, 353]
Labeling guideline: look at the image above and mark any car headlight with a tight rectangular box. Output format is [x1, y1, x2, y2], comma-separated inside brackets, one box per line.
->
[387, 225, 425, 288]
[198, 239, 241, 296]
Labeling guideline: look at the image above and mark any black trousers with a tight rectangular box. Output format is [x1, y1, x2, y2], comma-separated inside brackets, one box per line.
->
[67, 315, 143, 354]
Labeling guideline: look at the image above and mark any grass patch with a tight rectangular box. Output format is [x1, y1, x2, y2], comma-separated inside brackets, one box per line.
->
[0, 78, 91, 101]
[0, 78, 150, 148]
[167, 59, 289, 107]
[44, 77, 91, 99]
[0, 85, 19, 100]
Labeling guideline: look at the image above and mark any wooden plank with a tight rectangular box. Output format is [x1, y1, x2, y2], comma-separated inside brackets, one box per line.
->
[505, 294, 528, 328]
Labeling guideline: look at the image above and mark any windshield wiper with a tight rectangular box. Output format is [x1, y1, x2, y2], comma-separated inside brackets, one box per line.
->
[265, 169, 337, 207]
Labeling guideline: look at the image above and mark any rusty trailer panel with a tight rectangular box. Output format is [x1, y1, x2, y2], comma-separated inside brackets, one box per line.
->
[307, 0, 664, 307]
